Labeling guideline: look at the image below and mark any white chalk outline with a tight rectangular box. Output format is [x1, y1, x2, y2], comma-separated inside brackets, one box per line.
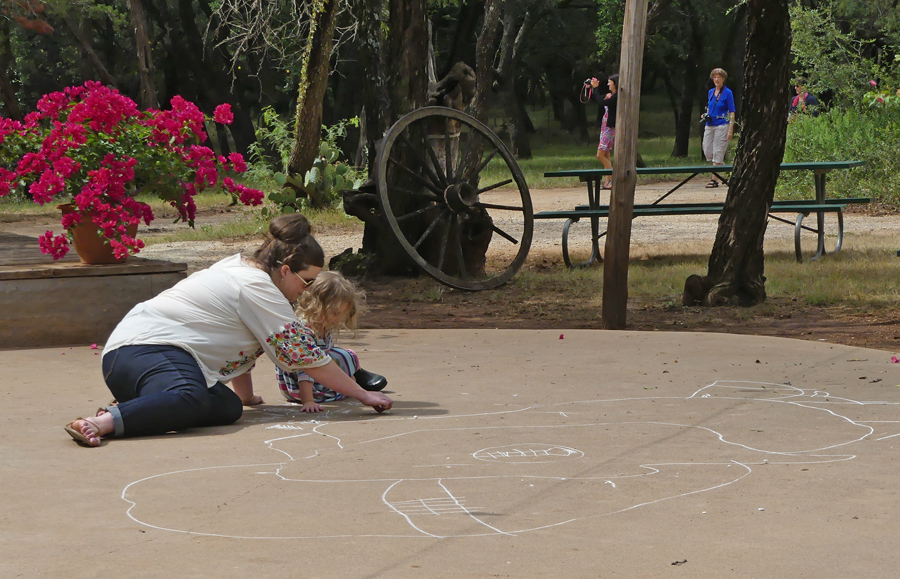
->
[120, 380, 900, 539]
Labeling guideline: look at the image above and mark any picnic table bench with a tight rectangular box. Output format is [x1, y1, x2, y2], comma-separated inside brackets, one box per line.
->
[538, 161, 867, 267]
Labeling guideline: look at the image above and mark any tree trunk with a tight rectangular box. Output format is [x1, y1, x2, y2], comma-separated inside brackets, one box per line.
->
[0, 19, 22, 120]
[62, 14, 116, 87]
[351, 0, 392, 175]
[495, 6, 538, 159]
[470, 0, 501, 126]
[175, 0, 256, 155]
[683, 0, 792, 307]
[129, 0, 158, 109]
[388, 0, 430, 119]
[437, 0, 483, 80]
[340, 0, 430, 277]
[342, 0, 391, 262]
[286, 0, 340, 199]
[669, 2, 702, 157]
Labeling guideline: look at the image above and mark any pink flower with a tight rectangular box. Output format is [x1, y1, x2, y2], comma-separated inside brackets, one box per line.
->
[870, 80, 878, 87]
[213, 103, 234, 125]
[6, 82, 266, 260]
[227, 152, 247, 173]
[222, 177, 265, 206]
[60, 211, 82, 229]
[877, 96, 884, 103]
[38, 231, 69, 259]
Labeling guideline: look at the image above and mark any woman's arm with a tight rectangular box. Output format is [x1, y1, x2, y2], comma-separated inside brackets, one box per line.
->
[727, 112, 736, 141]
[304, 361, 393, 410]
[232, 372, 264, 406]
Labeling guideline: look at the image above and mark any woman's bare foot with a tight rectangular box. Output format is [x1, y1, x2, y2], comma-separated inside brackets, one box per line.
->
[65, 412, 114, 447]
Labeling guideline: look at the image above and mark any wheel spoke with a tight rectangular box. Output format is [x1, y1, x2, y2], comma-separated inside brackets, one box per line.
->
[388, 156, 444, 196]
[423, 135, 448, 187]
[476, 178, 513, 195]
[377, 107, 533, 291]
[399, 134, 445, 189]
[437, 215, 453, 271]
[396, 203, 441, 223]
[475, 201, 525, 212]
[444, 123, 453, 182]
[454, 217, 467, 279]
[413, 209, 446, 250]
[458, 126, 486, 180]
[392, 186, 442, 202]
[463, 148, 499, 182]
[491, 223, 519, 245]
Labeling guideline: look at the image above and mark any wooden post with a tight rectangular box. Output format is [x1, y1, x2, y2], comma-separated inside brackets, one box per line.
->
[601, 0, 649, 329]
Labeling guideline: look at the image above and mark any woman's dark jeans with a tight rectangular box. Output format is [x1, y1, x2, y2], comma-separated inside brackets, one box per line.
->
[102, 345, 243, 438]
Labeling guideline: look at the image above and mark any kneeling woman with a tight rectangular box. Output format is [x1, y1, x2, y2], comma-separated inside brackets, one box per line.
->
[65, 214, 393, 447]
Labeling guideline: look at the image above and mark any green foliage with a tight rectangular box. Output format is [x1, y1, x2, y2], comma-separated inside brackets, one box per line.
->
[779, 106, 900, 204]
[300, 116, 365, 207]
[593, 0, 623, 62]
[783, 2, 900, 204]
[248, 110, 365, 216]
[789, 3, 883, 107]
[863, 72, 900, 109]
[247, 106, 294, 174]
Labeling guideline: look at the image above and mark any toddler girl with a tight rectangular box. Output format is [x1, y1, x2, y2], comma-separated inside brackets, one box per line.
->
[276, 271, 386, 412]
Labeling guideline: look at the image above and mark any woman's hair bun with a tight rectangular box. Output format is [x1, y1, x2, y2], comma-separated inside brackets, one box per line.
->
[270, 213, 312, 243]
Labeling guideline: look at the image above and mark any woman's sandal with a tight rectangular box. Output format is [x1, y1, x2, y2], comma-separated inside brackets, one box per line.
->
[601, 182, 612, 190]
[64, 417, 103, 447]
[705, 180, 719, 188]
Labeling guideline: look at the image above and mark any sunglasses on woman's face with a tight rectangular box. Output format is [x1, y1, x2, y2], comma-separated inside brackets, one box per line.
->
[293, 271, 316, 287]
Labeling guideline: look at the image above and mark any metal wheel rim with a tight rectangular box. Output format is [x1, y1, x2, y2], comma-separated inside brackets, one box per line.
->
[375, 106, 534, 291]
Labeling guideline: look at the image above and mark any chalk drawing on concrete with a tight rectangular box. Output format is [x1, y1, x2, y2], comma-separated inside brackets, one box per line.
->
[120, 380, 900, 539]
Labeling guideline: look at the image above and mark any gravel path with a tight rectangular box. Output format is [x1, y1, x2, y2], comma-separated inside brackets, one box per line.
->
[24, 181, 896, 272]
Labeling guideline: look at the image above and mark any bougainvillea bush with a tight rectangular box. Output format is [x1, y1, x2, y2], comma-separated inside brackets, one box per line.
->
[0, 81, 265, 260]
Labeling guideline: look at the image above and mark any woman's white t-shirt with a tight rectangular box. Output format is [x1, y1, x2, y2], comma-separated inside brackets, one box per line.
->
[103, 254, 330, 387]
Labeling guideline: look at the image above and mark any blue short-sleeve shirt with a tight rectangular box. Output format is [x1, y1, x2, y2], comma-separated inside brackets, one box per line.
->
[707, 86, 736, 127]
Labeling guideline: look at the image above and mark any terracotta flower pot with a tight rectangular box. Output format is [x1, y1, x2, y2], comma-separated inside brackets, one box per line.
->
[58, 204, 138, 265]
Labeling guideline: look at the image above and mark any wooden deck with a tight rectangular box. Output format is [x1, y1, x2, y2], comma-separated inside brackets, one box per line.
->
[0, 232, 187, 349]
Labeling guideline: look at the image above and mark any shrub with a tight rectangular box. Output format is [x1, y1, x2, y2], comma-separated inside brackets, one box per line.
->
[246, 108, 365, 215]
[0, 82, 264, 259]
[779, 106, 900, 204]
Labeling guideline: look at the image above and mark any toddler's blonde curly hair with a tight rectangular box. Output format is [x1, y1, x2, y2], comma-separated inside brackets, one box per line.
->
[295, 271, 367, 338]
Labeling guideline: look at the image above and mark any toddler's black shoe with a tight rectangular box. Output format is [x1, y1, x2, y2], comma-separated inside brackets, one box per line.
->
[354, 368, 388, 391]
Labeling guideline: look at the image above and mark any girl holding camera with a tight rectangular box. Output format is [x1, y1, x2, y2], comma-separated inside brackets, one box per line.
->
[701, 68, 736, 187]
[590, 74, 619, 190]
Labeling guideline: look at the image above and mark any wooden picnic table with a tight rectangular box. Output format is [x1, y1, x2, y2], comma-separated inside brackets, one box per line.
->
[540, 161, 867, 267]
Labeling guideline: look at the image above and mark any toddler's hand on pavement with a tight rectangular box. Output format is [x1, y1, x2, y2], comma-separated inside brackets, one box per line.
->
[300, 401, 323, 413]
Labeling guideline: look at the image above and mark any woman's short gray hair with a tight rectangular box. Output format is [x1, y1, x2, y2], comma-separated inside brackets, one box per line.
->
[710, 68, 728, 80]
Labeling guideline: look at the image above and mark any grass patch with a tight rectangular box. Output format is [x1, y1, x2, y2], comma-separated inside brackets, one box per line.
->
[480, 96, 735, 189]
[142, 204, 362, 246]
[0, 189, 241, 217]
[479, 234, 900, 313]
[144, 215, 266, 245]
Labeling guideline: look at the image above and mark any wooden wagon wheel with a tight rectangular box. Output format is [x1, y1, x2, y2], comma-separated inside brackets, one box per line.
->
[375, 107, 533, 291]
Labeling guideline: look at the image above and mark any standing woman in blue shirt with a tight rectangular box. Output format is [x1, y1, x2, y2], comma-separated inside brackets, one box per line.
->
[702, 68, 736, 187]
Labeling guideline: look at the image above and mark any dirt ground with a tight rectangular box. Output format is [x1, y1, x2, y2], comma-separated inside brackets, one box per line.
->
[4, 182, 899, 354]
[360, 274, 900, 354]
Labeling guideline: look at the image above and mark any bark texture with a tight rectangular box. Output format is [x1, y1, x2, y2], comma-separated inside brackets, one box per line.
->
[684, 0, 792, 307]
[287, 0, 340, 186]
[0, 18, 21, 120]
[129, 0, 158, 109]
